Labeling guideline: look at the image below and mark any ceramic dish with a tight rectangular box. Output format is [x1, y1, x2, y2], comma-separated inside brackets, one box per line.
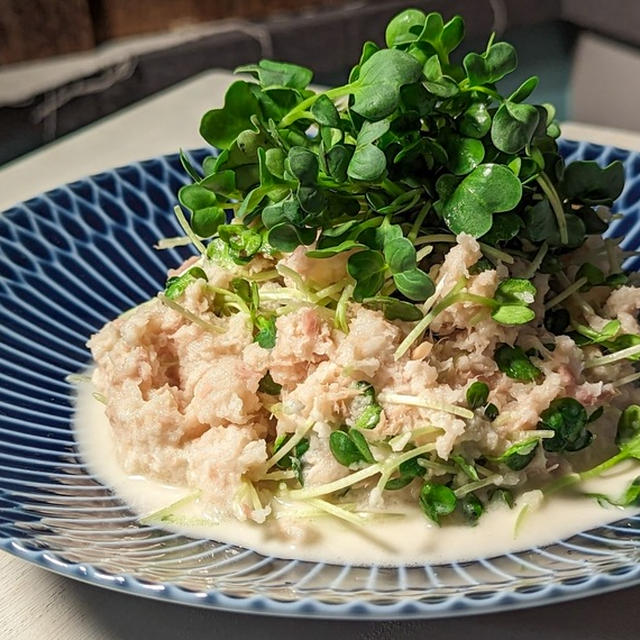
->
[1, 139, 640, 619]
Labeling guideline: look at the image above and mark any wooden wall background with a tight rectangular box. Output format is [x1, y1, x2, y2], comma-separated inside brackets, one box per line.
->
[0, 0, 348, 64]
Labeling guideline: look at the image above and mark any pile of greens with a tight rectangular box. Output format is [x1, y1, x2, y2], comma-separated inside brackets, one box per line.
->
[167, 8, 640, 526]
[178, 8, 623, 330]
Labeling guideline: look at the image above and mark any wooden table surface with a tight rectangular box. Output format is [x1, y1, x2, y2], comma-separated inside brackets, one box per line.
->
[2, 70, 640, 639]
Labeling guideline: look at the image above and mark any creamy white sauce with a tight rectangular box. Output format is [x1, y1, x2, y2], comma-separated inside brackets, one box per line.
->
[74, 381, 640, 566]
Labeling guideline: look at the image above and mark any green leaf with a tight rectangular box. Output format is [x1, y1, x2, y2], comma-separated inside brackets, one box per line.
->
[440, 15, 465, 53]
[576, 262, 605, 290]
[350, 48, 423, 120]
[306, 240, 365, 259]
[218, 224, 263, 264]
[451, 454, 479, 481]
[350, 382, 383, 430]
[617, 405, 640, 447]
[179, 184, 217, 211]
[255, 315, 277, 349]
[466, 381, 489, 409]
[252, 86, 302, 122]
[326, 145, 353, 183]
[179, 149, 201, 181]
[384, 237, 416, 273]
[191, 207, 226, 237]
[287, 146, 318, 186]
[491, 305, 536, 325]
[484, 403, 499, 421]
[495, 344, 541, 381]
[385, 8, 426, 47]
[362, 296, 423, 322]
[267, 223, 316, 252]
[199, 81, 260, 149]
[235, 59, 313, 89]
[178, 185, 225, 237]
[463, 41, 517, 85]
[459, 102, 491, 139]
[347, 145, 387, 182]
[562, 161, 625, 205]
[435, 174, 460, 201]
[200, 170, 236, 196]
[347, 250, 386, 301]
[329, 430, 366, 466]
[393, 268, 435, 301]
[524, 199, 557, 243]
[258, 371, 282, 395]
[509, 76, 539, 103]
[423, 55, 459, 97]
[348, 428, 375, 463]
[417, 11, 444, 45]
[349, 41, 381, 83]
[480, 212, 521, 245]
[495, 278, 536, 306]
[540, 398, 591, 453]
[348, 119, 390, 182]
[442, 133, 485, 175]
[462, 493, 484, 525]
[443, 163, 523, 237]
[419, 483, 457, 525]
[492, 438, 539, 470]
[310, 94, 341, 127]
[491, 101, 540, 154]
[165, 267, 208, 300]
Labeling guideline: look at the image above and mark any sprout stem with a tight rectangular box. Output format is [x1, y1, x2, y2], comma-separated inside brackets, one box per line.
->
[536, 173, 569, 245]
[173, 205, 207, 256]
[544, 277, 588, 310]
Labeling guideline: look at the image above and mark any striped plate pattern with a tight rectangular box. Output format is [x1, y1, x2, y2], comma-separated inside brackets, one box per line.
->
[2, 141, 640, 619]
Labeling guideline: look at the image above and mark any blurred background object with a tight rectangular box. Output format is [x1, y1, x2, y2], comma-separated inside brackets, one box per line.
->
[0, 0, 639, 167]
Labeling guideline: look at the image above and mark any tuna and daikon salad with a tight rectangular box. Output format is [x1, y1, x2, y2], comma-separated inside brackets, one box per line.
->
[81, 9, 640, 557]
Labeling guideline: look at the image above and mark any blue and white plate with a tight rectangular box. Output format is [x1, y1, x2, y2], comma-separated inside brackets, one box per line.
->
[2, 140, 640, 619]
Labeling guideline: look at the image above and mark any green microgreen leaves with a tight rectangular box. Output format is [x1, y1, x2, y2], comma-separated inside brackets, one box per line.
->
[443, 164, 522, 237]
[182, 8, 628, 377]
[419, 482, 457, 525]
[617, 405, 640, 448]
[230, 277, 277, 348]
[463, 41, 517, 85]
[491, 278, 537, 324]
[348, 119, 390, 181]
[351, 381, 382, 430]
[164, 267, 208, 300]
[258, 371, 282, 395]
[466, 381, 489, 409]
[462, 493, 484, 525]
[539, 398, 591, 453]
[329, 428, 375, 466]
[491, 437, 539, 470]
[491, 100, 540, 154]
[178, 185, 225, 237]
[236, 60, 313, 89]
[562, 161, 625, 205]
[199, 81, 260, 149]
[495, 344, 542, 381]
[350, 48, 423, 120]
[347, 250, 386, 301]
[273, 434, 309, 484]
[385, 453, 428, 490]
